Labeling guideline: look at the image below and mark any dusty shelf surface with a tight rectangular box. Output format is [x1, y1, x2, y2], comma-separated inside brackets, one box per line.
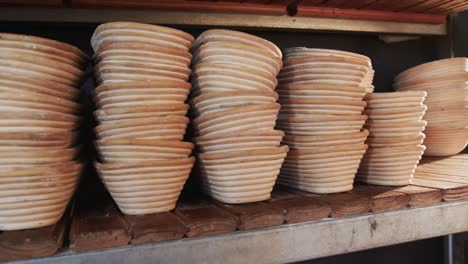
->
[11, 200, 468, 264]
[0, 7, 447, 35]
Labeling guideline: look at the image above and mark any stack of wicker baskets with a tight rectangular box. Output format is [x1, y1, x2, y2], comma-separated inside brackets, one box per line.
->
[0, 33, 87, 230]
[357, 91, 428, 186]
[92, 22, 195, 215]
[190, 29, 287, 203]
[276, 48, 372, 194]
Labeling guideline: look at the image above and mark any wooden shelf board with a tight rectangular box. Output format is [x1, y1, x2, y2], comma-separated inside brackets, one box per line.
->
[0, 214, 67, 262]
[1, 181, 467, 263]
[295, 5, 447, 24]
[9, 200, 468, 264]
[0, 7, 447, 35]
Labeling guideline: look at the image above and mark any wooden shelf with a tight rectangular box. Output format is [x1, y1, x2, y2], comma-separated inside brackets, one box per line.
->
[6, 200, 468, 264]
[0, 7, 447, 35]
[1, 0, 466, 24]
[2, 180, 468, 263]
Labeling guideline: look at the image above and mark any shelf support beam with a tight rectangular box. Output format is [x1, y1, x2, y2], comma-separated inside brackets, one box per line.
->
[0, 7, 447, 35]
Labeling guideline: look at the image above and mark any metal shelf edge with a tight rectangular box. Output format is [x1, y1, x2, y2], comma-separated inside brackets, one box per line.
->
[13, 200, 468, 264]
[0, 7, 447, 35]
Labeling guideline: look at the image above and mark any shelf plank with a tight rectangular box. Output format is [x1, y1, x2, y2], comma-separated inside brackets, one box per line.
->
[19, 201, 468, 264]
[301, 0, 327, 4]
[267, 190, 332, 223]
[69, 203, 130, 252]
[70, 0, 286, 15]
[287, 189, 372, 218]
[339, 0, 376, 9]
[319, 0, 352, 7]
[68, 176, 131, 252]
[425, 1, 464, 13]
[352, 184, 410, 213]
[0, 7, 447, 35]
[364, 0, 411, 11]
[0, 0, 62, 6]
[444, 2, 468, 14]
[391, 0, 428, 11]
[174, 198, 238, 237]
[0, 214, 67, 262]
[314, 192, 371, 217]
[126, 213, 187, 245]
[296, 5, 447, 24]
[404, 0, 448, 12]
[394, 185, 443, 207]
[214, 201, 285, 230]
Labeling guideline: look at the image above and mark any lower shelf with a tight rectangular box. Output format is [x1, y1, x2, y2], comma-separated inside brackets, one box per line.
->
[8, 200, 468, 264]
[2, 182, 468, 263]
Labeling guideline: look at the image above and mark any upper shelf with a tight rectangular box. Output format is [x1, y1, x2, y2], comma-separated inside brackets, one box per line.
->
[0, 6, 447, 36]
[1, 0, 464, 35]
[3, 0, 467, 35]
[6, 0, 467, 22]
